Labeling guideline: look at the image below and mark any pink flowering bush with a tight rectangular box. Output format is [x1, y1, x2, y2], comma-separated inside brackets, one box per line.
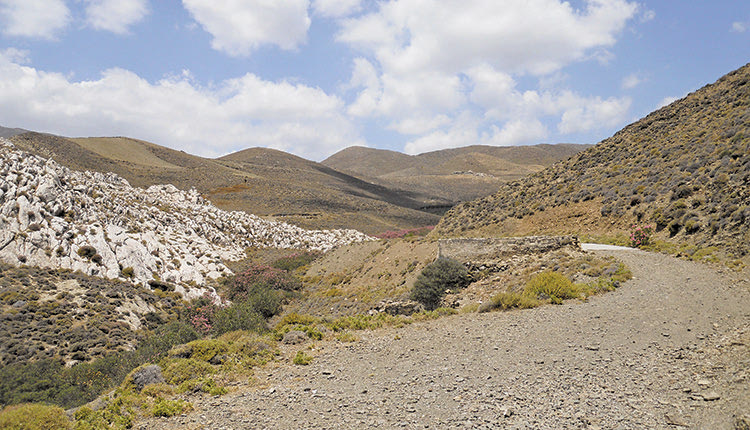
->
[629, 224, 654, 248]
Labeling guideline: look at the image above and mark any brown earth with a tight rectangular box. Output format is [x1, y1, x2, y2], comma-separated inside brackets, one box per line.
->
[136, 248, 750, 429]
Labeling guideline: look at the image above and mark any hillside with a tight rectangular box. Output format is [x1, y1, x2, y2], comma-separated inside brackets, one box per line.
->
[322, 144, 590, 203]
[435, 63, 750, 257]
[0, 138, 370, 292]
[9, 133, 442, 235]
[0, 126, 26, 138]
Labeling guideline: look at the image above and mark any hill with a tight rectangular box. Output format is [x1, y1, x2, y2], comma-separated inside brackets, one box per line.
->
[0, 126, 27, 138]
[322, 144, 590, 203]
[435, 63, 750, 257]
[9, 133, 441, 234]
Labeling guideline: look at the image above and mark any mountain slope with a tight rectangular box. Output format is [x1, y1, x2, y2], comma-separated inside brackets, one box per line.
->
[323, 144, 590, 203]
[10, 133, 441, 234]
[435, 63, 750, 257]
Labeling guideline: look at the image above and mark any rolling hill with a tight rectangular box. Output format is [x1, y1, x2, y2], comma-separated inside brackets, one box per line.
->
[435, 63, 750, 257]
[322, 144, 590, 203]
[9, 133, 441, 234]
[9, 132, 586, 235]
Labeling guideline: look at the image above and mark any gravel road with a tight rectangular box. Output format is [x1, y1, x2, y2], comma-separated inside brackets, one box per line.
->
[139, 249, 750, 429]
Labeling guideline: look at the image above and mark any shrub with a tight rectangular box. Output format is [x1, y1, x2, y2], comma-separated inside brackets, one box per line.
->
[227, 265, 301, 298]
[524, 271, 580, 304]
[151, 399, 191, 417]
[410, 258, 471, 310]
[0, 403, 71, 429]
[271, 252, 320, 272]
[479, 292, 540, 313]
[120, 267, 134, 279]
[292, 351, 313, 365]
[161, 359, 214, 385]
[211, 301, 267, 335]
[629, 224, 654, 247]
[76, 246, 97, 260]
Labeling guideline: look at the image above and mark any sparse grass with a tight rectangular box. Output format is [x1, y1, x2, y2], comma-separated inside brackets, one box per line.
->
[293, 351, 313, 365]
[0, 403, 72, 429]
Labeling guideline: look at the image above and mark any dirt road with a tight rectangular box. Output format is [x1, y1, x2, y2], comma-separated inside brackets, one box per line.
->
[139, 249, 750, 429]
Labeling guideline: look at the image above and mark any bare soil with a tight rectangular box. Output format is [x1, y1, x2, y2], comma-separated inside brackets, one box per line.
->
[137, 248, 750, 429]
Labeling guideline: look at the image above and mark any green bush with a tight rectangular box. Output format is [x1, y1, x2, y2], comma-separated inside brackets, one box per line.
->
[292, 351, 313, 365]
[524, 271, 580, 304]
[479, 292, 540, 312]
[211, 301, 267, 335]
[151, 399, 191, 417]
[410, 258, 471, 310]
[0, 403, 71, 429]
[161, 359, 214, 385]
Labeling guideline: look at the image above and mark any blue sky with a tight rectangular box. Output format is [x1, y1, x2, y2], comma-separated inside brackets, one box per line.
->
[0, 0, 748, 161]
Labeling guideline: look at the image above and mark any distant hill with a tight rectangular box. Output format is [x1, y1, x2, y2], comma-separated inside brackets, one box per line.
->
[323, 144, 590, 203]
[0, 126, 27, 138]
[10, 133, 441, 234]
[435, 63, 750, 257]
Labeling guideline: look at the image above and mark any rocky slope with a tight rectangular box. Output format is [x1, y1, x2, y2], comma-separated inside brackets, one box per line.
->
[0, 138, 371, 296]
[435, 63, 750, 257]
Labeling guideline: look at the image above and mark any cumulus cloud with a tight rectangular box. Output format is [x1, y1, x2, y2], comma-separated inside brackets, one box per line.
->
[83, 0, 149, 34]
[340, 0, 638, 153]
[182, 0, 311, 57]
[0, 52, 361, 160]
[558, 95, 631, 134]
[621, 73, 643, 89]
[0, 0, 70, 39]
[339, 0, 637, 76]
[657, 96, 679, 109]
[312, 0, 362, 18]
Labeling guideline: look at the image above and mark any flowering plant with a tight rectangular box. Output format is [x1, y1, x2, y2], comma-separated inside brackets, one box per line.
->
[629, 224, 654, 248]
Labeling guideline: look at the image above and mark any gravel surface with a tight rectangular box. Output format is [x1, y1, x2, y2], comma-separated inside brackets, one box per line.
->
[138, 249, 750, 429]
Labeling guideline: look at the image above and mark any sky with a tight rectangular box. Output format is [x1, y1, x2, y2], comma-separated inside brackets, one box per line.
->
[0, 1, 748, 161]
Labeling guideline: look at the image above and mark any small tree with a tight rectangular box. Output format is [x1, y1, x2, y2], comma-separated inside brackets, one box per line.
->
[410, 258, 471, 310]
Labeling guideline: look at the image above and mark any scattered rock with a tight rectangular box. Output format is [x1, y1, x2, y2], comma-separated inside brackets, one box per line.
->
[282, 330, 308, 345]
[131, 365, 165, 391]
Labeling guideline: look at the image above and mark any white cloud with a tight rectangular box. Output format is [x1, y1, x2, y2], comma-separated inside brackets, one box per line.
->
[731, 21, 747, 33]
[182, 0, 311, 57]
[558, 95, 631, 134]
[404, 114, 479, 154]
[640, 9, 655, 23]
[340, 0, 638, 153]
[339, 0, 638, 76]
[83, 0, 149, 35]
[482, 119, 548, 147]
[0, 52, 361, 160]
[313, 0, 362, 18]
[0, 47, 29, 64]
[657, 96, 679, 109]
[621, 73, 642, 89]
[0, 0, 70, 39]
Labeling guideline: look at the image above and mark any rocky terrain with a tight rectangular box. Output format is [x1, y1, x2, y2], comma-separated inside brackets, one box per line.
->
[435, 63, 750, 258]
[0, 138, 371, 296]
[136, 247, 750, 429]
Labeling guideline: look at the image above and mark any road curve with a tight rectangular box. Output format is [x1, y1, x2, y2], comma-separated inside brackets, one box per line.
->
[138, 249, 750, 430]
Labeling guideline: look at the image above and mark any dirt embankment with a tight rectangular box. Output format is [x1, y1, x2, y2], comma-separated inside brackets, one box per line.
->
[137, 249, 750, 429]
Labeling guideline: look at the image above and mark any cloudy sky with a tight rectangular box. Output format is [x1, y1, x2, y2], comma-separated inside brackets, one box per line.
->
[0, 1, 748, 160]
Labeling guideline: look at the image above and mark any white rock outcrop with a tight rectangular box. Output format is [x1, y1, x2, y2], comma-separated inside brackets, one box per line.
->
[0, 138, 372, 294]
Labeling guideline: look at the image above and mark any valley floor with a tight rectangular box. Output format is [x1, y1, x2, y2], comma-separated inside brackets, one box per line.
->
[137, 249, 750, 429]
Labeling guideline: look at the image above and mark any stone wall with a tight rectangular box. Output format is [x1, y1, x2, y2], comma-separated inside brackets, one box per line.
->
[438, 236, 580, 269]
